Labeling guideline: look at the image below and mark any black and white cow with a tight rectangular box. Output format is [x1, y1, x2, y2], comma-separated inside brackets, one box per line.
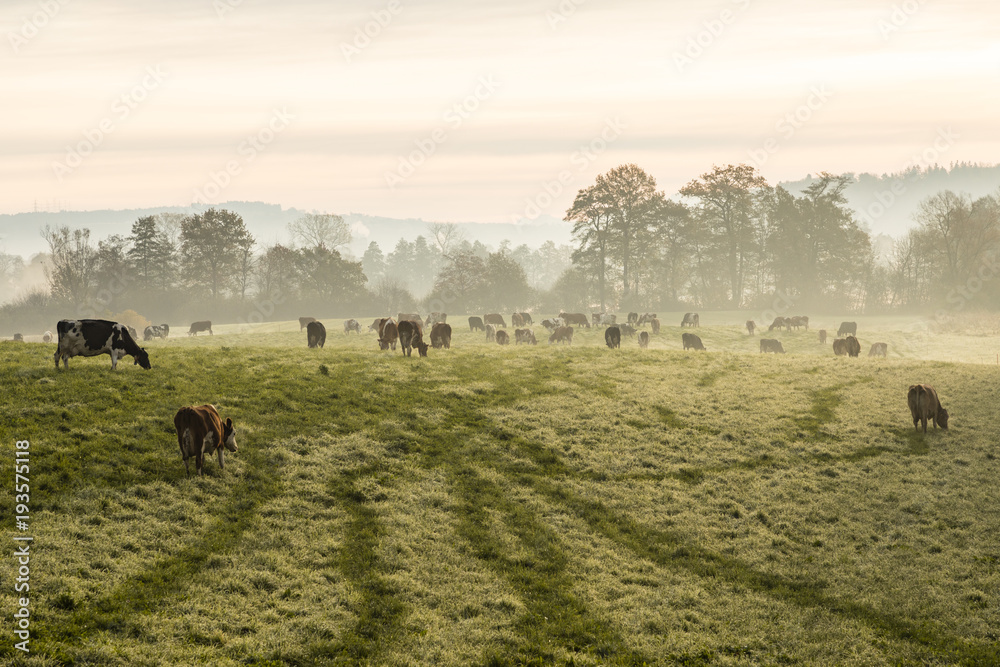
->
[55, 319, 151, 370]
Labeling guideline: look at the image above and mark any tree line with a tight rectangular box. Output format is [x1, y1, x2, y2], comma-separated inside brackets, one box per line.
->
[564, 163, 1000, 314]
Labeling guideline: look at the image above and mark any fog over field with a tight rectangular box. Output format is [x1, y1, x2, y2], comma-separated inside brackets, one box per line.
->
[2, 1, 1000, 665]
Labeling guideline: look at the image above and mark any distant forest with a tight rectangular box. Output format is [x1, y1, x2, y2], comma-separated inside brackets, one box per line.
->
[2, 162, 998, 334]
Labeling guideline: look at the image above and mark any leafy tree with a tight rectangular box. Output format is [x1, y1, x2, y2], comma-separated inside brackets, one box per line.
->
[41, 225, 95, 303]
[428, 250, 487, 313]
[482, 250, 533, 311]
[296, 245, 367, 303]
[127, 216, 174, 293]
[180, 209, 253, 300]
[255, 244, 300, 300]
[362, 241, 386, 283]
[566, 185, 614, 310]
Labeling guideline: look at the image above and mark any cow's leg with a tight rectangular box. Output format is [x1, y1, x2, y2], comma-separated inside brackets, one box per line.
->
[218, 447, 225, 470]
[54, 350, 60, 369]
[110, 350, 118, 370]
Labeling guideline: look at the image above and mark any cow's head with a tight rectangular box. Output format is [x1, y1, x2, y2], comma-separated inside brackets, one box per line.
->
[416, 340, 429, 357]
[223, 417, 238, 451]
[133, 347, 152, 370]
[378, 338, 389, 350]
[937, 407, 949, 430]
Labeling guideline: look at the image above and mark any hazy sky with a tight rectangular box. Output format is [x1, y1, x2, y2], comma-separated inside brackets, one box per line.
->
[2, 0, 998, 223]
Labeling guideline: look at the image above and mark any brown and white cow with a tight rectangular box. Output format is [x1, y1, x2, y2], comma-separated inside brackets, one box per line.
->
[681, 312, 700, 328]
[189, 320, 213, 336]
[430, 322, 452, 349]
[378, 320, 399, 351]
[512, 312, 525, 328]
[869, 342, 888, 357]
[55, 319, 151, 370]
[174, 404, 238, 477]
[907, 384, 949, 433]
[636, 313, 657, 327]
[514, 328, 537, 345]
[299, 316, 317, 330]
[344, 319, 361, 334]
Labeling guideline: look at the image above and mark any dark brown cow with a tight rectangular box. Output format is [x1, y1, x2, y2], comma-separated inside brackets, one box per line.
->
[469, 316, 485, 332]
[651, 318, 660, 334]
[548, 326, 574, 344]
[189, 320, 213, 336]
[299, 316, 316, 330]
[484, 313, 506, 328]
[907, 384, 949, 433]
[837, 321, 857, 337]
[768, 317, 786, 332]
[681, 312, 699, 328]
[430, 323, 452, 349]
[605, 326, 621, 349]
[13, 333, 24, 341]
[517, 312, 533, 325]
[746, 320, 756, 336]
[845, 335, 861, 357]
[832, 339, 848, 356]
[558, 312, 590, 328]
[788, 316, 809, 330]
[397, 320, 428, 357]
[618, 323, 637, 338]
[174, 404, 237, 477]
[307, 321, 326, 348]
[627, 312, 638, 325]
[378, 320, 399, 351]
[495, 330, 510, 345]
[818, 329, 827, 344]
[682, 332, 705, 350]
[760, 338, 785, 354]
[512, 313, 525, 328]
[869, 342, 888, 357]
[638, 331, 649, 348]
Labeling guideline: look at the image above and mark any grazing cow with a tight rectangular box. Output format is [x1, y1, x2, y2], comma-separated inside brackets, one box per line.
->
[760, 339, 785, 354]
[651, 318, 661, 334]
[143, 325, 157, 341]
[299, 317, 316, 330]
[681, 312, 700, 328]
[54, 319, 151, 370]
[42, 331, 52, 343]
[485, 324, 497, 342]
[837, 321, 857, 337]
[369, 318, 384, 333]
[818, 329, 827, 344]
[617, 323, 637, 338]
[468, 316, 485, 332]
[425, 312, 447, 328]
[541, 318, 561, 332]
[159, 324, 170, 337]
[787, 316, 808, 330]
[430, 322, 452, 349]
[548, 326, 574, 344]
[845, 335, 861, 357]
[746, 320, 756, 336]
[907, 384, 949, 433]
[495, 330, 510, 345]
[559, 312, 590, 328]
[636, 313, 657, 326]
[398, 313, 421, 325]
[189, 320, 213, 336]
[174, 404, 238, 477]
[627, 312, 638, 325]
[514, 328, 537, 345]
[598, 313, 617, 327]
[768, 317, 786, 332]
[343, 319, 361, 335]
[682, 332, 705, 350]
[484, 313, 506, 328]
[512, 313, 525, 328]
[307, 321, 327, 348]
[517, 312, 533, 325]
[638, 331, 649, 348]
[378, 320, 399, 351]
[605, 326, 621, 349]
[832, 339, 849, 356]
[592, 313, 603, 327]
[13, 333, 24, 341]
[869, 342, 888, 358]
[397, 320, 428, 357]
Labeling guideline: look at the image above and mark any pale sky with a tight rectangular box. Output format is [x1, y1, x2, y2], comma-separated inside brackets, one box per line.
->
[2, 0, 998, 223]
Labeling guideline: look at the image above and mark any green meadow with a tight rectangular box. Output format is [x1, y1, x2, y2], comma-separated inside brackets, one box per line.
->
[1, 314, 998, 666]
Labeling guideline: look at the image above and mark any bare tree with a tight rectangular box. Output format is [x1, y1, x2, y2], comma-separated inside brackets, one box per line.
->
[288, 213, 351, 251]
[428, 222, 465, 260]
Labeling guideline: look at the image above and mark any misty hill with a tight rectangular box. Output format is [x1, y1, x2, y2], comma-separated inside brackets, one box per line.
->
[780, 163, 1000, 237]
[0, 202, 572, 259]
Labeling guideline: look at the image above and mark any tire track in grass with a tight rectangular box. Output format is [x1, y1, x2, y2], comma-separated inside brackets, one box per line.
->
[39, 452, 285, 655]
[482, 421, 998, 665]
[306, 461, 408, 664]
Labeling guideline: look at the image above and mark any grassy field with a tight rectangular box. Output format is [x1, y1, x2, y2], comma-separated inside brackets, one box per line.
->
[2, 314, 998, 665]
